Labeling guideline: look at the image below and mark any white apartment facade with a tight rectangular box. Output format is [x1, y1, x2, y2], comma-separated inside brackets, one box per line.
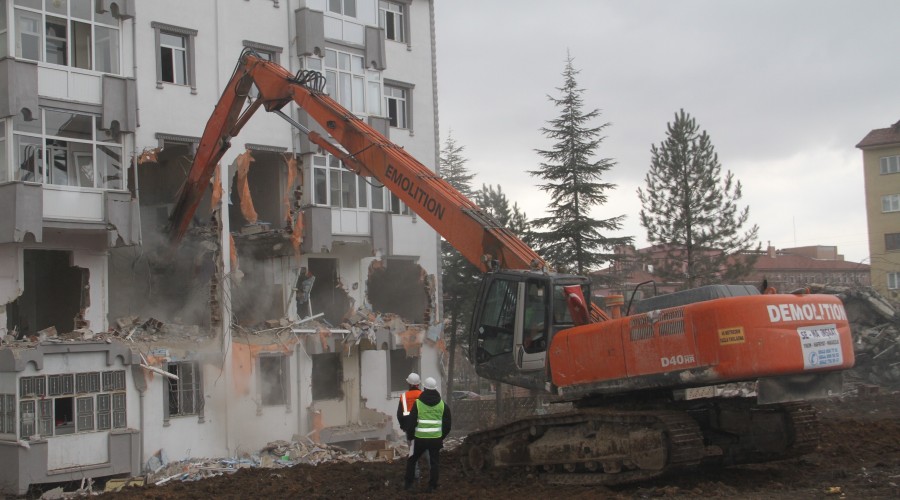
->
[0, 0, 443, 494]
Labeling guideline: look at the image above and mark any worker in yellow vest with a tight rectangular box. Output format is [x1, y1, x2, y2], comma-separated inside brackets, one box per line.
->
[403, 377, 451, 493]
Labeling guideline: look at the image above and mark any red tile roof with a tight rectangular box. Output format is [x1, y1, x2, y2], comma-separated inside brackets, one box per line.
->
[857, 120, 900, 149]
[751, 253, 868, 271]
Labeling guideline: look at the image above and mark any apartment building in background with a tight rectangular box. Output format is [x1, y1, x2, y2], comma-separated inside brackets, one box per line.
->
[0, 0, 442, 494]
[857, 120, 900, 303]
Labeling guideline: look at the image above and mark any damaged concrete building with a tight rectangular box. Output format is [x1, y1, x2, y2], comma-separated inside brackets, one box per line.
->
[0, 0, 443, 494]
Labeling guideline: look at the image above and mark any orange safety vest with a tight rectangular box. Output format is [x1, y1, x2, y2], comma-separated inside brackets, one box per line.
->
[401, 389, 422, 416]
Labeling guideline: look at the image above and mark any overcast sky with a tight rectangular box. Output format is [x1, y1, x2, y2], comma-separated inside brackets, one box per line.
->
[432, 0, 900, 264]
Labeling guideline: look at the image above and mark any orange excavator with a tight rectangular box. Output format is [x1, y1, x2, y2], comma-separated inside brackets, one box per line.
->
[169, 51, 854, 485]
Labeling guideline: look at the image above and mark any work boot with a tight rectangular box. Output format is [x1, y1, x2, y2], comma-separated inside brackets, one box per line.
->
[426, 484, 438, 493]
[404, 481, 414, 492]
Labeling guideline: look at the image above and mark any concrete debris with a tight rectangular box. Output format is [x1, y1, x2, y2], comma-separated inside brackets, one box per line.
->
[37, 478, 94, 499]
[141, 436, 466, 486]
[810, 285, 900, 388]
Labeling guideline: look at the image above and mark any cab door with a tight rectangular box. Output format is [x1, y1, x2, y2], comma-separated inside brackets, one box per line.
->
[514, 280, 549, 371]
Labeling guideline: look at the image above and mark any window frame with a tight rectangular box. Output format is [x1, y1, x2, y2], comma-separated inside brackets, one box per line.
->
[17, 370, 126, 439]
[882, 194, 900, 213]
[151, 21, 198, 93]
[258, 354, 291, 408]
[0, 0, 9, 58]
[322, 48, 371, 114]
[888, 272, 900, 290]
[164, 361, 204, 423]
[0, 394, 15, 435]
[312, 152, 393, 212]
[12, 0, 121, 74]
[378, 1, 409, 44]
[327, 0, 357, 18]
[242, 40, 282, 65]
[881, 155, 900, 175]
[388, 348, 419, 394]
[886, 233, 900, 252]
[384, 80, 414, 132]
[311, 352, 343, 401]
[11, 108, 124, 190]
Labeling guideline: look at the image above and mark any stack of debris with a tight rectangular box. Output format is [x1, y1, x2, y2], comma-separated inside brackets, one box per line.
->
[142, 436, 463, 486]
[144, 436, 409, 485]
[810, 285, 900, 388]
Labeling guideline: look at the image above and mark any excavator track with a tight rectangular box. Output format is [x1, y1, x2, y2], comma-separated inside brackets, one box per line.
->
[460, 401, 821, 486]
[781, 402, 819, 457]
[460, 409, 705, 486]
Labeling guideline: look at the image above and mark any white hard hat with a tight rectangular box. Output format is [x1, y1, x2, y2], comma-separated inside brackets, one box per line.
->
[406, 373, 420, 385]
[423, 377, 438, 390]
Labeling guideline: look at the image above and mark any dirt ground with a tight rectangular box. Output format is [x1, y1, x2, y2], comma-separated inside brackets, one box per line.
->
[102, 389, 900, 500]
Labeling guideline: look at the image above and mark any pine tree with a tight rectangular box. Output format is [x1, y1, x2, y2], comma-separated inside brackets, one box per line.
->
[439, 131, 475, 198]
[529, 54, 632, 274]
[637, 109, 760, 289]
[439, 132, 478, 396]
[473, 184, 530, 239]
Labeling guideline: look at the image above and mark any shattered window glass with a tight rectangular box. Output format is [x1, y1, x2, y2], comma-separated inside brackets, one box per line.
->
[260, 356, 289, 406]
[312, 352, 342, 400]
[166, 362, 201, 417]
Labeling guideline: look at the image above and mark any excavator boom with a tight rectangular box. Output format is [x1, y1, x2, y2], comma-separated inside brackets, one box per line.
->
[169, 52, 542, 275]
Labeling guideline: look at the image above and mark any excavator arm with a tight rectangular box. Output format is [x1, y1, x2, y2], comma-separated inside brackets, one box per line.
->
[168, 51, 543, 275]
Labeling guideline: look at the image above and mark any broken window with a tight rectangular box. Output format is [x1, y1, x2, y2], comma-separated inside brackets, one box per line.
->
[165, 361, 203, 419]
[389, 349, 418, 393]
[366, 258, 430, 323]
[11, 109, 123, 190]
[308, 258, 353, 326]
[228, 150, 285, 229]
[259, 355, 290, 406]
[311, 352, 343, 400]
[6, 250, 90, 338]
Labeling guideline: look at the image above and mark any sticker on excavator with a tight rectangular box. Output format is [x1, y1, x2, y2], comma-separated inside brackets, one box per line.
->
[718, 326, 746, 345]
[684, 385, 716, 400]
[797, 324, 843, 369]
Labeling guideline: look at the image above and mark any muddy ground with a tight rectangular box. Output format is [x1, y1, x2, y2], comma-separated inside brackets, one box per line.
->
[101, 389, 900, 499]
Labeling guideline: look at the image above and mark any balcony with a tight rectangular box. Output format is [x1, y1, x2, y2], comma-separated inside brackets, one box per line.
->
[0, 182, 138, 246]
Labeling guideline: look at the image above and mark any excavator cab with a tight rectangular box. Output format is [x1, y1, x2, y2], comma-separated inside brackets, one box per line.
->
[469, 270, 591, 391]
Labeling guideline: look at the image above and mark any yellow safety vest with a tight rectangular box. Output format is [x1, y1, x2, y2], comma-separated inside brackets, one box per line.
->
[414, 399, 445, 439]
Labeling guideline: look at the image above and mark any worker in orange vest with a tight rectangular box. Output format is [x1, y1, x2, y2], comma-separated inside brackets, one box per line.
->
[397, 373, 422, 434]
[397, 373, 425, 479]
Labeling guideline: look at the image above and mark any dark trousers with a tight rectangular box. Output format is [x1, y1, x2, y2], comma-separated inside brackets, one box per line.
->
[405, 438, 441, 488]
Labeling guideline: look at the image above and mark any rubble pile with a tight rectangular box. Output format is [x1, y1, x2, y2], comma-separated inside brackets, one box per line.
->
[812, 285, 900, 388]
[143, 436, 422, 485]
